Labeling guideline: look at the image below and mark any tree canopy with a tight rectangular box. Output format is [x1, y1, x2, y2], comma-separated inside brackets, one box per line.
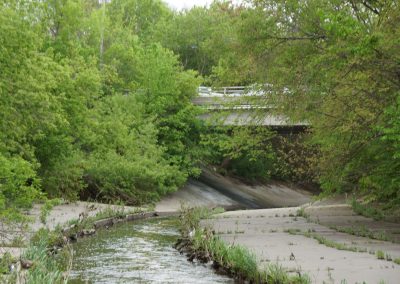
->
[0, 0, 202, 222]
[1, 0, 399, 223]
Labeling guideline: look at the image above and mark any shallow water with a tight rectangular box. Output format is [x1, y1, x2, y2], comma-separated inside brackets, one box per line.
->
[68, 218, 234, 284]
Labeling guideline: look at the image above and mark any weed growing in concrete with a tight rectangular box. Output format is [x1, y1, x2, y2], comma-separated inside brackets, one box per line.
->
[394, 258, 400, 265]
[376, 250, 385, 259]
[351, 199, 384, 220]
[179, 207, 311, 284]
[266, 264, 310, 284]
[330, 225, 393, 243]
[306, 232, 358, 251]
[285, 228, 301, 235]
[286, 229, 368, 253]
[296, 208, 308, 218]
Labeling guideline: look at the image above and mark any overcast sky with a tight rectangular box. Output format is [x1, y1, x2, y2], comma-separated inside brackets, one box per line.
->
[163, 0, 213, 10]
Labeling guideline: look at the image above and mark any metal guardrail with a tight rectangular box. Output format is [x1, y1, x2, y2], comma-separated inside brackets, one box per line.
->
[195, 86, 268, 110]
[198, 86, 246, 96]
[197, 86, 268, 98]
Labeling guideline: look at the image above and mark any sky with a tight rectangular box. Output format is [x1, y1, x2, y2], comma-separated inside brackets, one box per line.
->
[163, 0, 213, 10]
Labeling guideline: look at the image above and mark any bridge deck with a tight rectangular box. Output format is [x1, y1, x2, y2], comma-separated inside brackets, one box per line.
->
[194, 86, 308, 128]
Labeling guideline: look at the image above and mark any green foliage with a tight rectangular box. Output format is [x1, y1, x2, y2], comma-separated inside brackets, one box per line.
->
[179, 207, 311, 284]
[22, 234, 69, 284]
[3, 0, 397, 226]
[31, 228, 65, 249]
[272, 134, 319, 185]
[40, 199, 63, 224]
[234, 0, 400, 202]
[153, 1, 252, 85]
[266, 264, 311, 284]
[201, 126, 276, 180]
[193, 232, 262, 282]
[351, 199, 384, 221]
[0, 0, 204, 219]
[0, 154, 41, 223]
[0, 252, 14, 274]
[376, 250, 385, 260]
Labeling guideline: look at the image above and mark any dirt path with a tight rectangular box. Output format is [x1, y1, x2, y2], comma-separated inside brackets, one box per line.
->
[202, 205, 400, 284]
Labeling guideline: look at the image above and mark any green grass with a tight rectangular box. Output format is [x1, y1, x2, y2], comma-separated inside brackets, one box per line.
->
[331, 225, 394, 243]
[21, 234, 71, 284]
[266, 264, 310, 284]
[376, 250, 385, 259]
[284, 228, 302, 235]
[286, 228, 367, 253]
[394, 258, 400, 265]
[351, 199, 384, 220]
[10, 205, 147, 283]
[0, 252, 14, 274]
[179, 206, 311, 284]
[296, 207, 308, 218]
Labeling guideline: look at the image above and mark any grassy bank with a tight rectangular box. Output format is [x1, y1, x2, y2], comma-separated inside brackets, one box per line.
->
[0, 205, 153, 283]
[176, 207, 310, 284]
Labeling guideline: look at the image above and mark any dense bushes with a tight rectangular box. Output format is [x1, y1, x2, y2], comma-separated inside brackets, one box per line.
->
[200, 126, 276, 180]
[0, 0, 202, 223]
[2, 0, 399, 222]
[164, 0, 400, 203]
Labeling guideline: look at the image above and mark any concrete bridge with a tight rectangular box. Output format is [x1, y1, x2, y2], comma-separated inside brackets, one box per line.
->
[193, 86, 308, 131]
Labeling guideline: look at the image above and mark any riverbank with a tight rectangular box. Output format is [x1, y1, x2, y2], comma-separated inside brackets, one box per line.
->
[0, 201, 181, 283]
[0, 202, 143, 258]
[5, 171, 398, 283]
[2, 167, 313, 259]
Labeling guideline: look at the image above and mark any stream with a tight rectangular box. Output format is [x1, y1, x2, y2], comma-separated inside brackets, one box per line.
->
[68, 218, 234, 284]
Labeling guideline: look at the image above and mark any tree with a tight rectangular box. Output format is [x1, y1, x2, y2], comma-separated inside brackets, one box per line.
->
[238, 0, 400, 200]
[0, 0, 205, 210]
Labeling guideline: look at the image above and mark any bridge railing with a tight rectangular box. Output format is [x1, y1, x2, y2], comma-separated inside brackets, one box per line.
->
[195, 85, 269, 109]
[198, 86, 247, 96]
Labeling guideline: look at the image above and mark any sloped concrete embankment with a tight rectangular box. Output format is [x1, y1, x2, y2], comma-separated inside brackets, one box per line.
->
[156, 168, 312, 211]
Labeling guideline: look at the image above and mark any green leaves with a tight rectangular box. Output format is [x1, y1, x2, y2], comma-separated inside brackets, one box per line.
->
[237, 0, 400, 200]
[200, 126, 276, 180]
[0, 0, 205, 218]
[0, 154, 41, 222]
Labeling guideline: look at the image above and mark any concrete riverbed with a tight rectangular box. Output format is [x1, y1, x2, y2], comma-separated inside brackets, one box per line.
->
[2, 168, 399, 283]
[201, 205, 400, 283]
